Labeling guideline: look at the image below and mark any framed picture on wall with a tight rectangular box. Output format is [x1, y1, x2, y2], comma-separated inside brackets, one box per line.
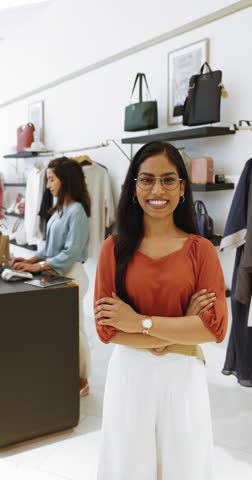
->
[28, 100, 44, 143]
[168, 38, 209, 125]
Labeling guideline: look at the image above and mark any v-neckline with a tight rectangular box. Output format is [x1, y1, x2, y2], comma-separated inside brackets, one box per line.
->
[135, 234, 193, 261]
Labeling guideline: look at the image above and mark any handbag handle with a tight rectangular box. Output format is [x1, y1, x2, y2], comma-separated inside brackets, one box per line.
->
[130, 73, 151, 103]
[194, 200, 208, 215]
[200, 62, 212, 75]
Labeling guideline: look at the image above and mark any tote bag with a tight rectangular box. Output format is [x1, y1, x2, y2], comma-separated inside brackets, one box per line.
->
[124, 73, 158, 132]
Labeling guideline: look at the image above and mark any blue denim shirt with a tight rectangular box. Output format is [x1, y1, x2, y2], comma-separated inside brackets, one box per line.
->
[36, 202, 89, 275]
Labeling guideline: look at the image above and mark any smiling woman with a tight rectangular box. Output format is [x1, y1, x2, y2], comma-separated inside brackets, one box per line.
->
[94, 141, 228, 480]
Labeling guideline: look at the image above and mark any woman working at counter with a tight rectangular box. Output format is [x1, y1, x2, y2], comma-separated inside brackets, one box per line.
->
[10, 157, 91, 397]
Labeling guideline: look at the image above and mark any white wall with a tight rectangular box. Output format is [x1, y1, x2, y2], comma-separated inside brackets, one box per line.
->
[0, 0, 246, 102]
[0, 1, 251, 294]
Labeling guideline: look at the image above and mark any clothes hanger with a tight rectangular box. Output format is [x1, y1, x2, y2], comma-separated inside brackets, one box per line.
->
[35, 161, 45, 171]
[72, 155, 93, 165]
[72, 154, 107, 170]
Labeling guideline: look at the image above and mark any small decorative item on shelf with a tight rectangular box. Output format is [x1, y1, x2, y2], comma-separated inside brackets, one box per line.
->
[6, 193, 24, 214]
[17, 123, 35, 153]
[191, 157, 214, 184]
[25, 140, 47, 152]
[215, 174, 226, 184]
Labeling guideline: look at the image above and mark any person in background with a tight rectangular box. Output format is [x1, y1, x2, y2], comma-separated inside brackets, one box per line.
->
[94, 141, 228, 479]
[10, 157, 91, 397]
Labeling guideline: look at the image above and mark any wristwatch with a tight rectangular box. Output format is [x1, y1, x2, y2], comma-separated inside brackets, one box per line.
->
[142, 317, 153, 334]
[39, 261, 46, 272]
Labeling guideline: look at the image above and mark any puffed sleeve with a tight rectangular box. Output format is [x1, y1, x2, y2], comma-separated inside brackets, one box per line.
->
[192, 237, 228, 343]
[94, 236, 119, 343]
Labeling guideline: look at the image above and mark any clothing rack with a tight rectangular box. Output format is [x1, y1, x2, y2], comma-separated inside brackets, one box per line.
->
[50, 139, 131, 162]
[230, 120, 252, 131]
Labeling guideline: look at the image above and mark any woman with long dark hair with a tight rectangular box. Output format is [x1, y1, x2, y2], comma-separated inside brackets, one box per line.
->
[94, 142, 227, 479]
[10, 157, 91, 397]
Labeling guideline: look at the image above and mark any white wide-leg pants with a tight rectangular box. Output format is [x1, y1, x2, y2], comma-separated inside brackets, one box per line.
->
[65, 262, 91, 379]
[98, 346, 214, 480]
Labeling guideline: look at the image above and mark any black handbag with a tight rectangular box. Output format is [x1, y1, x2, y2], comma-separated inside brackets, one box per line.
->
[124, 73, 158, 132]
[194, 200, 214, 239]
[183, 62, 226, 126]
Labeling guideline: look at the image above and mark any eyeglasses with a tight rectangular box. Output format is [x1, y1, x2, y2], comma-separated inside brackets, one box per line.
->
[134, 175, 183, 191]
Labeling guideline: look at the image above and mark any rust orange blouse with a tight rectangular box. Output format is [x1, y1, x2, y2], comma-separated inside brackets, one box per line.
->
[94, 234, 228, 344]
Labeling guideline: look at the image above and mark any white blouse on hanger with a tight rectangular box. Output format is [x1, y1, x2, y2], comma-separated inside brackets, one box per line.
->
[83, 162, 115, 258]
[24, 164, 45, 245]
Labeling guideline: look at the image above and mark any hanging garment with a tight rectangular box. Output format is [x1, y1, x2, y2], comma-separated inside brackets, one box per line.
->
[82, 163, 115, 258]
[39, 175, 53, 223]
[24, 164, 45, 245]
[0, 173, 4, 219]
[38, 171, 53, 240]
[179, 149, 192, 179]
[220, 158, 252, 386]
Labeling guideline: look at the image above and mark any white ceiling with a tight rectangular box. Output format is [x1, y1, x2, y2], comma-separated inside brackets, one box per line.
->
[0, 1, 51, 40]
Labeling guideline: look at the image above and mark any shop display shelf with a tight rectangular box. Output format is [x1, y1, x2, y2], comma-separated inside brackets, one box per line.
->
[191, 183, 234, 191]
[121, 126, 236, 144]
[5, 212, 24, 218]
[9, 239, 37, 251]
[4, 183, 26, 187]
[3, 152, 53, 158]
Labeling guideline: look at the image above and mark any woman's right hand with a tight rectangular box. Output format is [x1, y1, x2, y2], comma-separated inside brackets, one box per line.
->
[186, 289, 216, 316]
[9, 257, 26, 268]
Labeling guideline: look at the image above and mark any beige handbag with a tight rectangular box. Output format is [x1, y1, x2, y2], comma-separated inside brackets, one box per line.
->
[0, 232, 10, 267]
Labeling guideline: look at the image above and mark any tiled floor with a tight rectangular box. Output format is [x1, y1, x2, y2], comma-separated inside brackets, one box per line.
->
[1, 264, 252, 479]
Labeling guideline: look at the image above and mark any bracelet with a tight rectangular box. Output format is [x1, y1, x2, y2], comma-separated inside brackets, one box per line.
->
[39, 261, 45, 272]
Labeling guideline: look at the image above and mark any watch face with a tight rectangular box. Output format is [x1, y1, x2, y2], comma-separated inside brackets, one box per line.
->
[142, 318, 152, 329]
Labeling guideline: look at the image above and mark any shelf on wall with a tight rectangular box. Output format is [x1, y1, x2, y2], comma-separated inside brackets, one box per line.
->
[191, 183, 234, 191]
[4, 183, 26, 187]
[6, 212, 24, 218]
[121, 126, 236, 144]
[9, 239, 37, 251]
[3, 151, 53, 158]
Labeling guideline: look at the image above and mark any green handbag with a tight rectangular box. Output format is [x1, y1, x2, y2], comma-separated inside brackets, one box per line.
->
[124, 73, 158, 132]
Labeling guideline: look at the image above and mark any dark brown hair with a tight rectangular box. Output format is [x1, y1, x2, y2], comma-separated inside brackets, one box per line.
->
[47, 157, 91, 217]
[115, 141, 198, 308]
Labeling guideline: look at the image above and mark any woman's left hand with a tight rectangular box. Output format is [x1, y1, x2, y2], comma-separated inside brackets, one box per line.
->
[95, 292, 141, 333]
[13, 262, 41, 273]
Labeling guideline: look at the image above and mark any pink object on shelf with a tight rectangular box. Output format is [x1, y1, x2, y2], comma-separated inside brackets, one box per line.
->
[191, 157, 214, 184]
